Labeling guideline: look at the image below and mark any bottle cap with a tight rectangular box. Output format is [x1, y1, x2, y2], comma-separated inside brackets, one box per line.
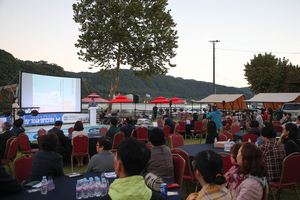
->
[102, 178, 105, 182]
[42, 176, 46, 179]
[77, 180, 81, 183]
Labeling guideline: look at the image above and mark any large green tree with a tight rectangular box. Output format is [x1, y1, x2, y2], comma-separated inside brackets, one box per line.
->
[244, 53, 300, 94]
[73, 0, 178, 112]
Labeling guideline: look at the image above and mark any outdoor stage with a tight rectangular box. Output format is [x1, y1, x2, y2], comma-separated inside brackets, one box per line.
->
[25, 123, 107, 142]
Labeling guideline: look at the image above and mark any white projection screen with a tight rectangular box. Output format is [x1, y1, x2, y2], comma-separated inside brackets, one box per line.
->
[20, 72, 81, 113]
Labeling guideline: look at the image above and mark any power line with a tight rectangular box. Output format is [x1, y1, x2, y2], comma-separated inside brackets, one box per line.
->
[216, 48, 300, 54]
[216, 74, 249, 85]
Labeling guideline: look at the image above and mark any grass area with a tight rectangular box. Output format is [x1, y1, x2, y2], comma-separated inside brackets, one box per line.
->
[4, 139, 300, 200]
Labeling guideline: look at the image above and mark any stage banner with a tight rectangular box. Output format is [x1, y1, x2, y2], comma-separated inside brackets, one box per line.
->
[23, 113, 89, 126]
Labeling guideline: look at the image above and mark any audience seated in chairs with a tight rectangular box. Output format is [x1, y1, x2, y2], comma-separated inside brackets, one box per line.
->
[0, 164, 22, 194]
[224, 143, 242, 187]
[227, 143, 267, 200]
[205, 121, 219, 144]
[144, 128, 174, 182]
[190, 113, 198, 139]
[0, 122, 16, 159]
[72, 121, 89, 167]
[86, 136, 115, 172]
[282, 123, 300, 156]
[119, 117, 135, 137]
[164, 114, 175, 134]
[260, 125, 286, 185]
[98, 137, 165, 200]
[186, 150, 233, 200]
[48, 120, 69, 159]
[25, 133, 64, 184]
[246, 120, 261, 137]
[105, 118, 120, 142]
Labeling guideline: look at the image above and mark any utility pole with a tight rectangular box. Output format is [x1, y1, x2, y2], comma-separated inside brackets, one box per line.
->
[209, 40, 220, 94]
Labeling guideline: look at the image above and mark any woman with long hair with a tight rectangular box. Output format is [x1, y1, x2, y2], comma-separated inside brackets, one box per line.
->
[205, 121, 219, 143]
[282, 123, 300, 156]
[187, 150, 233, 200]
[228, 142, 267, 199]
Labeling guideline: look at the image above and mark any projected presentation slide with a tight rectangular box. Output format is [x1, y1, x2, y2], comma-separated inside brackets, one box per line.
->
[21, 72, 81, 113]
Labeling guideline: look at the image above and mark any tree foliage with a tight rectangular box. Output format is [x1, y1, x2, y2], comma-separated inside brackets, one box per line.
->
[73, 0, 178, 112]
[244, 53, 300, 94]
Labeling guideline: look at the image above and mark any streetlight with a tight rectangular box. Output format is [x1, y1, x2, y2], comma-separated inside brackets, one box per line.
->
[209, 40, 220, 94]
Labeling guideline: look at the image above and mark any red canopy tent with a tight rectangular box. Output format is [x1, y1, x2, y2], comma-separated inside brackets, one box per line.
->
[82, 93, 109, 103]
[149, 96, 170, 104]
[170, 97, 186, 104]
[108, 95, 133, 117]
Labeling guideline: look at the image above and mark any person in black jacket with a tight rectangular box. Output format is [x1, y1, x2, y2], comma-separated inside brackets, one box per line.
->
[283, 123, 300, 156]
[48, 121, 69, 158]
[25, 133, 64, 184]
[205, 121, 219, 144]
[11, 119, 39, 149]
[163, 115, 174, 134]
[119, 117, 135, 137]
[0, 164, 22, 194]
[0, 122, 16, 159]
[98, 138, 166, 200]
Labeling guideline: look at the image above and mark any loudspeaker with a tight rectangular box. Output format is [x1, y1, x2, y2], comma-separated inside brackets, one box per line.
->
[133, 95, 139, 103]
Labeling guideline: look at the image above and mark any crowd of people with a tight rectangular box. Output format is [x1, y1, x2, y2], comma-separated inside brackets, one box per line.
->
[1, 103, 300, 199]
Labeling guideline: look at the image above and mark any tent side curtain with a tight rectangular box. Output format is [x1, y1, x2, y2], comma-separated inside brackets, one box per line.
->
[215, 95, 248, 111]
[243, 93, 300, 110]
[196, 94, 247, 111]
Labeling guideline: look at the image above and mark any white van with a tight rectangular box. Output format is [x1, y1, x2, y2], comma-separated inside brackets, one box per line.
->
[282, 103, 300, 119]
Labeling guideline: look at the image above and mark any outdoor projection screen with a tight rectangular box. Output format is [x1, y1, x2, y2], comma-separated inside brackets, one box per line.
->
[20, 72, 81, 113]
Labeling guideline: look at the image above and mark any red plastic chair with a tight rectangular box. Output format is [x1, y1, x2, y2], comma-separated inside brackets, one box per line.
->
[157, 119, 163, 127]
[1, 137, 19, 174]
[173, 124, 180, 135]
[18, 133, 39, 156]
[270, 152, 300, 200]
[231, 125, 240, 135]
[226, 119, 232, 126]
[246, 122, 251, 130]
[13, 156, 34, 184]
[222, 132, 233, 141]
[163, 125, 171, 140]
[172, 154, 185, 191]
[190, 121, 202, 140]
[177, 112, 182, 119]
[68, 127, 74, 134]
[136, 127, 148, 142]
[170, 134, 184, 149]
[99, 127, 108, 134]
[219, 152, 234, 174]
[37, 128, 47, 136]
[71, 135, 90, 172]
[219, 134, 227, 141]
[37, 135, 43, 150]
[112, 132, 125, 149]
[178, 122, 186, 138]
[224, 123, 230, 131]
[130, 129, 136, 138]
[171, 148, 198, 192]
[242, 133, 258, 143]
[274, 125, 283, 133]
[273, 121, 281, 126]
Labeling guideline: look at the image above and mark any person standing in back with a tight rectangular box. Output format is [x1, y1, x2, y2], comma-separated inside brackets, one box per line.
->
[152, 104, 158, 120]
[206, 105, 223, 134]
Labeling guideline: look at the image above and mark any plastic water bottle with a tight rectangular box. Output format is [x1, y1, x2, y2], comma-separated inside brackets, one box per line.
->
[101, 178, 108, 196]
[88, 177, 95, 198]
[47, 176, 53, 191]
[248, 138, 251, 143]
[106, 178, 110, 193]
[224, 141, 227, 152]
[82, 178, 89, 199]
[76, 180, 83, 199]
[41, 176, 48, 195]
[94, 177, 101, 197]
[214, 137, 217, 143]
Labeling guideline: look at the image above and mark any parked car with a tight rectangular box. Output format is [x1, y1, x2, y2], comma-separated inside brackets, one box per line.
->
[187, 108, 205, 115]
[282, 103, 300, 120]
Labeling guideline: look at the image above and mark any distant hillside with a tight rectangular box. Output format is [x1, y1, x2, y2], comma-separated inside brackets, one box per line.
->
[66, 70, 253, 100]
[0, 49, 253, 103]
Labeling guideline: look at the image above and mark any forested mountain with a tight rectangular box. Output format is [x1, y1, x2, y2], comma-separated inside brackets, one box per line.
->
[0, 49, 253, 102]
